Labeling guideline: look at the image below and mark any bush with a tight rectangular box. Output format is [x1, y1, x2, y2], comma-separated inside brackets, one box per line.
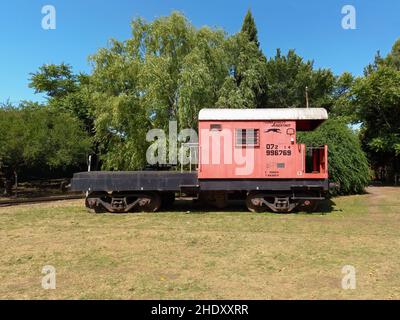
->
[298, 119, 370, 195]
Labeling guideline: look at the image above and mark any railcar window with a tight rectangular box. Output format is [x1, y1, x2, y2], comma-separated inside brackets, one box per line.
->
[235, 129, 260, 147]
[210, 124, 222, 131]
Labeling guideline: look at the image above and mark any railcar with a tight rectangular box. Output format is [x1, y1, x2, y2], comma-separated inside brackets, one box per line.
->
[70, 108, 330, 213]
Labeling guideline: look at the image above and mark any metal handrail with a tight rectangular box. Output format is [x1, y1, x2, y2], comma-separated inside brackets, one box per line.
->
[180, 143, 199, 172]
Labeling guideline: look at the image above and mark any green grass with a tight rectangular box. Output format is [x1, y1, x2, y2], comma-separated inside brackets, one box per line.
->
[0, 186, 399, 299]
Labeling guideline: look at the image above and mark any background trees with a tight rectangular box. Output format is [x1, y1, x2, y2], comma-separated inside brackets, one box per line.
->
[264, 49, 336, 110]
[29, 63, 94, 134]
[3, 10, 400, 194]
[0, 102, 91, 194]
[86, 11, 271, 169]
[352, 64, 400, 180]
[216, 31, 267, 109]
[216, 10, 268, 109]
[87, 12, 229, 169]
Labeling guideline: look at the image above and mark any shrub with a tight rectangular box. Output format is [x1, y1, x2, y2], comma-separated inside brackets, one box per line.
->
[298, 119, 370, 195]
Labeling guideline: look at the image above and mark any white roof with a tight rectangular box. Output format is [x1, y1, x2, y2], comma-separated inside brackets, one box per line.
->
[198, 108, 328, 121]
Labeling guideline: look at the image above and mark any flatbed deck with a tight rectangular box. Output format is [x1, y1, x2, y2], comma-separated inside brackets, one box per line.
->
[70, 171, 199, 192]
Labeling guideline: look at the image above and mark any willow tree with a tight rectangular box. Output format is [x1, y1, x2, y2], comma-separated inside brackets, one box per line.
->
[89, 12, 230, 170]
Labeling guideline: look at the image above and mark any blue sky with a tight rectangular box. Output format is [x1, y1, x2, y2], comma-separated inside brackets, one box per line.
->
[0, 0, 399, 104]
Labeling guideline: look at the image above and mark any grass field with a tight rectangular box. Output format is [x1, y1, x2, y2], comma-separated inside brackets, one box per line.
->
[0, 186, 399, 299]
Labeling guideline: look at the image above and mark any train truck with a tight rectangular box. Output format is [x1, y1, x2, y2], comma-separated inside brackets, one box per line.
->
[70, 108, 330, 213]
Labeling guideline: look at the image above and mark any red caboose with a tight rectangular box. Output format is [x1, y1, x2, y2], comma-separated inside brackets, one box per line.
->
[196, 108, 328, 211]
[71, 108, 330, 213]
[198, 108, 327, 180]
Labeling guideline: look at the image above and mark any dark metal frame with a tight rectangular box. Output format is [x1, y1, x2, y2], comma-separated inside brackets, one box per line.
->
[71, 171, 328, 194]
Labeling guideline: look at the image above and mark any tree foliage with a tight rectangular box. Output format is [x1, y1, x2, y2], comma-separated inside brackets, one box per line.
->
[29, 64, 94, 134]
[383, 39, 400, 71]
[265, 49, 335, 109]
[328, 72, 356, 119]
[241, 10, 260, 47]
[352, 65, 400, 177]
[29, 63, 78, 99]
[88, 11, 267, 169]
[298, 120, 370, 195]
[0, 102, 91, 179]
[216, 32, 267, 109]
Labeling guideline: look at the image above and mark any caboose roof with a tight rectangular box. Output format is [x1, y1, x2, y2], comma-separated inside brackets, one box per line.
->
[198, 108, 328, 131]
[199, 108, 328, 121]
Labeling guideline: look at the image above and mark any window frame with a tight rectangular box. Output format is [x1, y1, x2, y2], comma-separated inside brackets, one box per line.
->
[235, 128, 260, 148]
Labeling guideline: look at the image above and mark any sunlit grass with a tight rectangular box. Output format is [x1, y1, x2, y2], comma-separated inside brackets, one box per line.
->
[0, 187, 399, 299]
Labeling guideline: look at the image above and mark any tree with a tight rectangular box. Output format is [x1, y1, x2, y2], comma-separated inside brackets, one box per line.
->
[88, 12, 229, 170]
[385, 39, 400, 70]
[352, 65, 400, 180]
[217, 10, 268, 109]
[29, 63, 78, 99]
[29, 64, 94, 134]
[329, 72, 357, 121]
[265, 49, 335, 109]
[364, 39, 400, 75]
[0, 102, 91, 194]
[241, 10, 259, 47]
[298, 119, 370, 195]
[216, 32, 268, 109]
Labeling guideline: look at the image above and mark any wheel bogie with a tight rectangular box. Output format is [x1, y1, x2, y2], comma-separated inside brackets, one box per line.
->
[245, 192, 322, 213]
[85, 190, 323, 214]
[85, 191, 163, 213]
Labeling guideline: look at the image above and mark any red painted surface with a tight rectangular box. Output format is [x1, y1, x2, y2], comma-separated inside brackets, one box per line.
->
[198, 119, 328, 180]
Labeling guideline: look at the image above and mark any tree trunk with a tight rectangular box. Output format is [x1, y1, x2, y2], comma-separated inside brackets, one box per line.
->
[3, 179, 13, 196]
[2, 168, 15, 196]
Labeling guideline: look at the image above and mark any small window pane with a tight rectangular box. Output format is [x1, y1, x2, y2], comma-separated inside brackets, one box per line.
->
[235, 129, 259, 146]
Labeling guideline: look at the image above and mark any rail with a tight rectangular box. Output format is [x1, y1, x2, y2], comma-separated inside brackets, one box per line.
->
[0, 194, 84, 208]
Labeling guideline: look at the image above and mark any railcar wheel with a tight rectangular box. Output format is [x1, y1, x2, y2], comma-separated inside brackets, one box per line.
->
[299, 200, 318, 213]
[246, 194, 268, 213]
[135, 193, 161, 212]
[85, 194, 107, 213]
